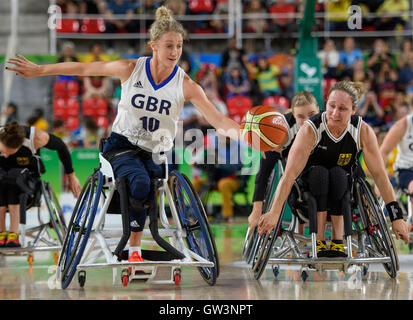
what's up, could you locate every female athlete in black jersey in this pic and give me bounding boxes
[0,121,81,247]
[248,91,319,231]
[258,81,409,252]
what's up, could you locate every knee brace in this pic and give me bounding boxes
[307,166,329,212]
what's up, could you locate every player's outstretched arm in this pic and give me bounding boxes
[6,54,134,82]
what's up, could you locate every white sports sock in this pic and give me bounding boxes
[129,246,141,257]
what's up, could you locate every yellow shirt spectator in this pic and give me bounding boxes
[327,0,351,22]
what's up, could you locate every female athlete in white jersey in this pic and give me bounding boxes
[380,113,413,215]
[6,6,243,262]
[257,81,409,247]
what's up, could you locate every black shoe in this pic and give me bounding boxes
[329,240,347,258]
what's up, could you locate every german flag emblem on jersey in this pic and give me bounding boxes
[337,153,352,166]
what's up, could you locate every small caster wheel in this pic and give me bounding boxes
[28,255,34,266]
[301,270,308,282]
[173,269,181,286]
[121,269,130,287]
[273,266,279,278]
[78,271,86,288]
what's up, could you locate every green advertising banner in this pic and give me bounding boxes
[70,149,100,186]
[40,149,62,196]
[295,56,323,109]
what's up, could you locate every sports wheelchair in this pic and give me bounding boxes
[0,157,67,266]
[245,159,399,281]
[56,146,219,289]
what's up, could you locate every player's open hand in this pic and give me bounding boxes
[5,54,42,78]
[392,219,410,244]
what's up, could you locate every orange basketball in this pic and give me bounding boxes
[240,105,288,151]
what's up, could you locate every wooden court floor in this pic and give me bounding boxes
[0,219,413,301]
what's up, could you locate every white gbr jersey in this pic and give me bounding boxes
[394,114,413,171]
[112,57,185,152]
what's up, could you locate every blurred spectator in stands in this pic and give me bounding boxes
[268,0,297,34]
[375,0,409,31]
[52,119,71,145]
[57,41,79,82]
[165,0,187,15]
[199,66,228,115]
[179,102,200,134]
[378,60,398,88]
[179,49,192,77]
[247,57,282,99]
[210,0,229,33]
[136,0,162,32]
[223,66,251,100]
[71,116,102,149]
[356,90,385,128]
[221,37,248,76]
[83,75,110,100]
[104,0,137,53]
[278,53,295,101]
[188,0,215,32]
[27,108,49,132]
[317,39,339,79]
[2,102,18,125]
[192,135,244,223]
[83,43,110,63]
[79,0,104,14]
[82,42,111,101]
[351,0,385,28]
[245,0,268,34]
[348,58,371,83]
[366,38,394,77]
[397,51,413,91]
[396,39,413,70]
[326,0,351,31]
[337,37,363,79]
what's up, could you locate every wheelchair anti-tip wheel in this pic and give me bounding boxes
[57,171,103,289]
[169,171,219,286]
[42,182,67,244]
[355,177,399,278]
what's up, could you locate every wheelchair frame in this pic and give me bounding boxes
[0,158,67,266]
[56,152,219,289]
[247,160,400,281]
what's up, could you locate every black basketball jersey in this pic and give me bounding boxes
[0,126,44,173]
[280,112,300,159]
[305,112,362,172]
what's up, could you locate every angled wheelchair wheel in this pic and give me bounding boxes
[57,171,103,289]
[169,171,219,286]
[355,177,399,278]
[252,202,286,280]
[42,181,67,244]
[242,227,258,264]
[244,163,281,266]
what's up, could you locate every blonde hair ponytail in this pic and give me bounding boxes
[149,6,186,42]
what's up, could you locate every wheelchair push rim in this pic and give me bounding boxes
[252,203,286,280]
[169,171,219,286]
[355,178,399,278]
[42,182,67,244]
[57,171,103,289]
